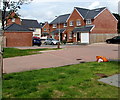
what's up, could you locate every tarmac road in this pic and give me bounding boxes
[3,43,119,73]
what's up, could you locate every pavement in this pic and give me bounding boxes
[3,43,118,74]
[98,74,120,87]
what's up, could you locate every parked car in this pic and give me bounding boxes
[44,38,60,45]
[106,36,120,44]
[32,37,42,46]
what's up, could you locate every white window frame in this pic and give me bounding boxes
[44,28,47,31]
[86,19,92,25]
[76,20,81,26]
[53,24,57,28]
[63,23,67,27]
[12,18,15,22]
[69,21,73,26]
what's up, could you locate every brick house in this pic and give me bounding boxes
[42,7,118,44]
[41,22,50,39]
[1,11,42,47]
[21,19,42,38]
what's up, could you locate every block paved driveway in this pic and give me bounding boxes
[3,43,118,73]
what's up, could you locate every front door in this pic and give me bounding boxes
[60,33,62,41]
[77,32,81,42]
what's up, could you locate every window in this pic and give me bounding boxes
[53,24,57,28]
[12,18,15,22]
[69,21,73,26]
[76,20,81,26]
[86,19,92,24]
[63,23,67,27]
[44,28,47,31]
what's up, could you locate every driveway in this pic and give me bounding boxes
[3,43,118,73]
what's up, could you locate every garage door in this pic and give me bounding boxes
[81,33,89,44]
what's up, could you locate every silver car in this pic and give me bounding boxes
[44,38,60,45]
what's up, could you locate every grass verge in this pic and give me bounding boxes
[3,61,119,98]
[3,48,61,58]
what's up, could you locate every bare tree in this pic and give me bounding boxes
[2,0,33,30]
[0,1,33,98]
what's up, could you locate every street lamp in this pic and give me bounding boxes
[55,16,60,42]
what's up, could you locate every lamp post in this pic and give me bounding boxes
[55,16,60,42]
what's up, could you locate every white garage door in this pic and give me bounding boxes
[81,33,89,44]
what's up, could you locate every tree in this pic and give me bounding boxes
[2,0,33,30]
[0,0,33,75]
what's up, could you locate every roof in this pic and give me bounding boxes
[21,19,41,28]
[50,14,70,24]
[74,7,89,19]
[51,29,66,34]
[73,25,94,33]
[5,23,34,32]
[42,32,49,35]
[75,7,106,19]
[39,22,45,28]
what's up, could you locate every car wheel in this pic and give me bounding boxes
[107,41,111,44]
[38,44,41,46]
[44,42,47,45]
[51,42,54,45]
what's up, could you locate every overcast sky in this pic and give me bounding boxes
[1,0,119,23]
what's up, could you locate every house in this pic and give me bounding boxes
[41,22,50,39]
[21,19,42,38]
[0,10,43,47]
[49,14,70,41]
[43,7,118,44]
[0,11,35,47]
[5,11,21,26]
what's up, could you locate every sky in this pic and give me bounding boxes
[0,0,120,23]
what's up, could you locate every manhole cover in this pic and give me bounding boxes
[76,59,82,60]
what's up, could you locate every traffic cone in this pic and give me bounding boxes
[96,56,108,62]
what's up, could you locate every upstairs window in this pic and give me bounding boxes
[69,21,74,26]
[63,23,67,27]
[86,19,92,24]
[53,24,57,28]
[76,20,81,26]
[12,18,15,22]
[44,28,47,31]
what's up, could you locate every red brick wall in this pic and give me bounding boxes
[4,32,32,47]
[91,8,118,34]
[6,12,21,26]
[42,22,50,34]
[7,18,21,26]
[66,8,85,42]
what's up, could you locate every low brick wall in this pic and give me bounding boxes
[4,32,33,47]
[90,33,118,43]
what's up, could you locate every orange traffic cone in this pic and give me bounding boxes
[96,56,108,62]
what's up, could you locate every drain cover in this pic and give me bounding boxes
[76,59,82,60]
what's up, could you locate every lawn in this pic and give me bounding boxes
[3,48,60,58]
[3,61,119,98]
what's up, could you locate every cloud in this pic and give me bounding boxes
[88,1,100,9]
[18,1,119,23]
[119,1,120,15]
